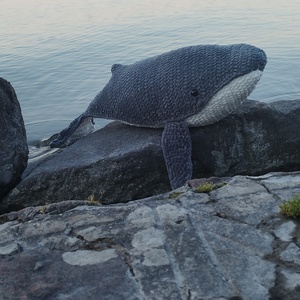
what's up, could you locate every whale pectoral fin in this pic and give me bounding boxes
[50,114,94,148]
[162,122,193,189]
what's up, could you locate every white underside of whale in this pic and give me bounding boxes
[185,69,263,126]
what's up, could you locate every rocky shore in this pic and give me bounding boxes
[1,77,300,299]
[1,171,300,299]
[2,98,300,213]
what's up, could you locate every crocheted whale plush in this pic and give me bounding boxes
[50,44,267,189]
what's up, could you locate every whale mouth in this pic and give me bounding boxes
[185,69,263,127]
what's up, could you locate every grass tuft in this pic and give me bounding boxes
[194,182,227,194]
[280,194,300,218]
[87,195,102,205]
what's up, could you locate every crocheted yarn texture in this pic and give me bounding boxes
[51,44,267,189]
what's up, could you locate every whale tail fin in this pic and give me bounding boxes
[50,115,95,148]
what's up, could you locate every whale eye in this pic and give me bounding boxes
[190,89,199,97]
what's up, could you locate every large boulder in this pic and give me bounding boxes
[1,99,300,212]
[0,78,28,200]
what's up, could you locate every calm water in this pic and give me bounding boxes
[1,0,300,147]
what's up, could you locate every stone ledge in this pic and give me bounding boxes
[1,172,300,299]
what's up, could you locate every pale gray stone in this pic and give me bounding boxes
[142,248,169,267]
[282,269,300,290]
[33,261,45,271]
[0,242,20,256]
[280,243,300,266]
[62,249,118,266]
[131,227,165,251]
[258,172,300,201]
[126,206,155,227]
[274,221,296,242]
[210,176,278,225]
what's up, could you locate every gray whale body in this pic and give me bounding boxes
[51,44,267,189]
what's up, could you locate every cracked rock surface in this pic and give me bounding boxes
[1,172,300,299]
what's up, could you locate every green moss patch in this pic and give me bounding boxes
[87,195,102,206]
[280,194,300,218]
[194,182,227,194]
[168,191,184,199]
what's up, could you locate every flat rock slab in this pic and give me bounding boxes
[1,172,300,299]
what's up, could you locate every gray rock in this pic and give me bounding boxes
[2,99,300,212]
[1,172,300,299]
[0,242,21,256]
[2,122,168,212]
[0,78,28,200]
[274,221,296,242]
[280,243,300,266]
[257,172,300,201]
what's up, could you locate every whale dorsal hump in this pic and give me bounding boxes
[111,63,126,74]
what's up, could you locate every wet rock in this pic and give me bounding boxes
[2,99,300,212]
[1,172,300,299]
[0,78,28,200]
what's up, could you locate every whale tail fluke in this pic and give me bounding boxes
[50,115,95,148]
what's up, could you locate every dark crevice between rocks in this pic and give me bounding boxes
[269,266,300,300]
[186,287,192,300]
[263,234,300,300]
[212,207,251,226]
[256,214,281,232]
[215,211,231,220]
[72,232,145,296]
[0,200,99,224]
[257,180,283,203]
[1,203,26,215]
[175,219,184,224]
[121,251,146,299]
[0,243,22,258]
[82,238,120,252]
[122,251,136,279]
[264,238,290,265]
[70,227,142,287]
[70,227,123,252]
[151,205,192,299]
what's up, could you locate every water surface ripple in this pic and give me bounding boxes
[1,0,300,145]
